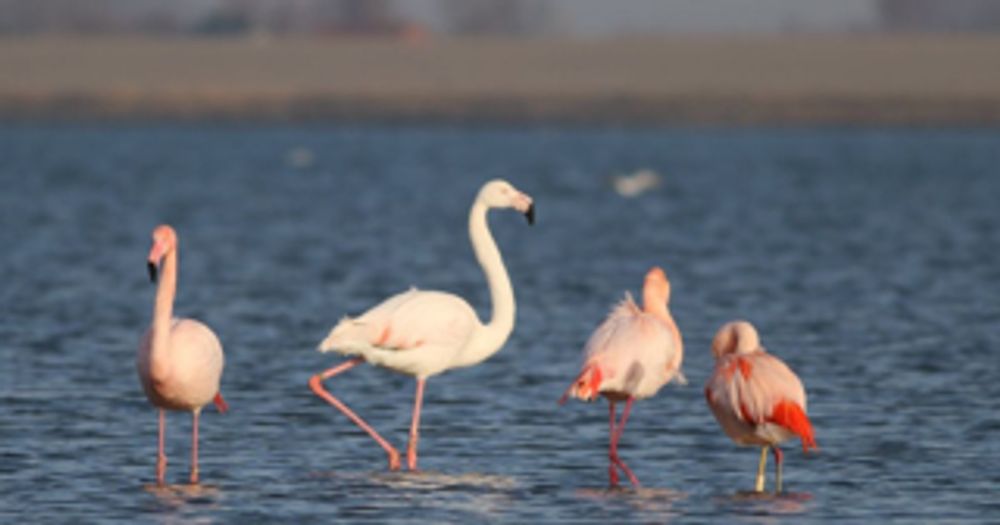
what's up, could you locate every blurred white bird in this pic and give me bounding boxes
[612,169,661,197]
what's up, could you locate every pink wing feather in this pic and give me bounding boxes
[705,352,816,451]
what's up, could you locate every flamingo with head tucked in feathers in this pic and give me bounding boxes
[704,320,817,493]
[137,224,228,486]
[309,179,534,471]
[559,267,685,487]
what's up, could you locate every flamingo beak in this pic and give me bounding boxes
[147,239,168,284]
[524,203,535,225]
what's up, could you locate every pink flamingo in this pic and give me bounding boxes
[704,321,817,493]
[559,267,685,487]
[310,179,534,471]
[137,225,228,485]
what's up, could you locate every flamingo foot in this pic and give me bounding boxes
[608,463,620,487]
[387,448,401,471]
[189,467,199,485]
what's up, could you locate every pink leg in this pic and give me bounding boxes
[607,401,620,486]
[610,397,640,487]
[407,378,426,471]
[309,358,401,470]
[156,410,167,485]
[189,410,200,484]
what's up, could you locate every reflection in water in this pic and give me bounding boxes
[143,484,224,525]
[369,470,518,491]
[310,470,519,519]
[577,486,686,522]
[717,490,814,521]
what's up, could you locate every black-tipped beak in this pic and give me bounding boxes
[147,262,158,283]
[524,203,535,225]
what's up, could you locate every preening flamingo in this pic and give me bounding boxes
[704,321,817,493]
[310,179,534,471]
[137,225,228,486]
[559,267,685,487]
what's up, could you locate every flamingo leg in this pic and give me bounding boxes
[406,378,426,471]
[156,410,167,486]
[309,358,401,470]
[607,400,620,486]
[755,446,769,492]
[772,445,784,494]
[190,410,200,484]
[610,397,640,487]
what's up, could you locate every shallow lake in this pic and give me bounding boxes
[1,124,998,522]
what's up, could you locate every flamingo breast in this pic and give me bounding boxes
[137,318,224,411]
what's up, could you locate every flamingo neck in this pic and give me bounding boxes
[457,200,515,367]
[644,300,684,370]
[151,249,177,355]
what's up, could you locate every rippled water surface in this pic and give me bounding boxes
[1,124,999,523]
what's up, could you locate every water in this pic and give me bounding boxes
[1,123,998,523]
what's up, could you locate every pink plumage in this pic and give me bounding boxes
[704,320,816,493]
[560,267,685,487]
[137,225,227,486]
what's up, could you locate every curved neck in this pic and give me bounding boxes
[459,201,515,366]
[151,249,177,350]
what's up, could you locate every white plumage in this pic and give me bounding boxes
[319,288,480,378]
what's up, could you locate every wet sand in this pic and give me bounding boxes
[3,35,1000,124]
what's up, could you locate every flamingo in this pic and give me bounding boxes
[704,321,817,494]
[559,267,685,487]
[137,225,228,486]
[310,179,534,471]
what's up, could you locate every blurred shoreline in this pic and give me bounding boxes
[4,35,1000,125]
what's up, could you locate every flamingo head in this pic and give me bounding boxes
[147,224,177,283]
[478,179,535,225]
[642,266,672,311]
[711,320,762,359]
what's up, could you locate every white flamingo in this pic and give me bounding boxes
[310,179,535,470]
[137,225,228,486]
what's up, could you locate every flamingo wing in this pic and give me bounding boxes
[569,294,679,400]
[320,289,479,353]
[705,352,816,450]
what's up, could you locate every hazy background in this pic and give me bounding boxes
[3,0,1000,124]
[2,0,1000,36]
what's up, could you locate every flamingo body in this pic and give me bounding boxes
[319,289,480,378]
[138,318,224,411]
[561,267,684,487]
[569,293,683,401]
[704,320,816,492]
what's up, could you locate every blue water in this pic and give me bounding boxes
[1,123,998,523]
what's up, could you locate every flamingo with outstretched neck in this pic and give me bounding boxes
[310,179,534,471]
[704,320,817,493]
[137,224,228,486]
[560,267,685,487]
